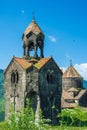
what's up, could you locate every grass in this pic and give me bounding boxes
[48,126,87,130]
[0,122,87,130]
[0,122,7,130]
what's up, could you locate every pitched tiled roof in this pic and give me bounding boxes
[14,57,32,69]
[34,57,51,69]
[5,56,62,74]
[14,57,52,70]
[68,87,79,92]
[24,20,43,36]
[62,89,74,100]
[75,90,87,100]
[63,65,82,78]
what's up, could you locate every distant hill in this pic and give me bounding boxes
[0,69,4,99]
[83,80,87,89]
[0,69,5,121]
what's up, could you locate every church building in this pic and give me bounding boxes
[4,18,62,124]
[62,63,87,108]
[62,63,83,91]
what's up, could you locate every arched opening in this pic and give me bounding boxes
[25,91,37,113]
[37,47,40,57]
[28,41,35,57]
[11,70,19,84]
[11,72,15,83]
[47,72,54,84]
[15,71,19,83]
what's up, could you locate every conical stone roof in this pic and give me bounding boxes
[63,65,82,78]
[24,19,44,36]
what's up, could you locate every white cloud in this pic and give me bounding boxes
[74,63,87,80]
[48,35,57,42]
[21,10,25,15]
[60,67,66,73]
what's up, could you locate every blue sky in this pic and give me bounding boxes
[0,0,87,79]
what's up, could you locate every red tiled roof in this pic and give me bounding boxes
[14,57,52,70]
[5,56,62,75]
[63,65,82,78]
[34,57,51,69]
[14,57,32,69]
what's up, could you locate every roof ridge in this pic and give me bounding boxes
[75,89,86,99]
[68,87,78,92]
[33,57,51,70]
[63,65,82,78]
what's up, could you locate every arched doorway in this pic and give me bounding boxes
[25,91,37,113]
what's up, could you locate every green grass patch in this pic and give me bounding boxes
[0,122,87,130]
[0,98,5,121]
[0,122,8,130]
[48,126,87,130]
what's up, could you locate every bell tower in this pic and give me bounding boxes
[22,18,44,59]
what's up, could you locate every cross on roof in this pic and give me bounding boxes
[32,11,35,21]
[70,59,72,66]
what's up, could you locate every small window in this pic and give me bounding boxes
[47,73,50,84]
[49,74,53,84]
[11,72,15,83]
[47,71,54,84]
[15,71,19,83]
[26,32,32,38]
[11,70,19,84]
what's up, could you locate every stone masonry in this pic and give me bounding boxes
[4,18,62,124]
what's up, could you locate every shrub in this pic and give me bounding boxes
[6,99,48,130]
[59,106,87,126]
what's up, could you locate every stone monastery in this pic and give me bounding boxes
[4,18,62,124]
[62,64,87,109]
[4,18,87,124]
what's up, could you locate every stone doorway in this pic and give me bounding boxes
[25,91,37,113]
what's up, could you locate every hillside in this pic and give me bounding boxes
[0,69,5,121]
[0,69,4,99]
[83,80,87,89]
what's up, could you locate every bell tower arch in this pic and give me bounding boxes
[22,19,44,59]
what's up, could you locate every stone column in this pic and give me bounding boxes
[26,46,29,57]
[34,43,38,58]
[23,43,26,57]
[23,47,26,56]
[35,95,40,123]
[40,44,44,58]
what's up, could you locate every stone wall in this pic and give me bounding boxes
[25,66,40,119]
[26,66,39,93]
[62,77,83,90]
[39,59,62,124]
[4,59,26,119]
[4,57,62,125]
